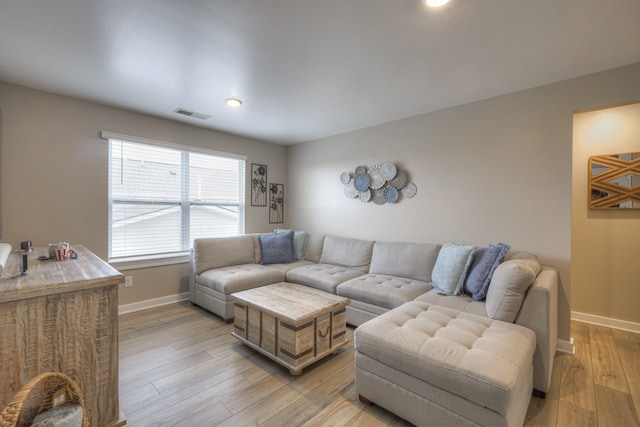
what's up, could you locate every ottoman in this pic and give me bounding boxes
[355,301,536,427]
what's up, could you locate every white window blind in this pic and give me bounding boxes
[106,133,245,261]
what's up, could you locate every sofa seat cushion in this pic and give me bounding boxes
[414,289,488,318]
[285,263,365,293]
[337,274,430,310]
[197,264,285,294]
[355,301,536,416]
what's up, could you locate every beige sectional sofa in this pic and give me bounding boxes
[190,232,558,426]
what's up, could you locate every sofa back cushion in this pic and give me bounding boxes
[304,233,326,263]
[369,241,441,282]
[319,235,374,272]
[485,252,542,322]
[193,235,255,274]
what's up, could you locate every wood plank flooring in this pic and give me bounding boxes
[119,302,640,426]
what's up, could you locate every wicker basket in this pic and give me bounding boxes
[0,372,89,427]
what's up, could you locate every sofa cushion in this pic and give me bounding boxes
[259,231,295,264]
[263,259,313,274]
[464,243,510,301]
[304,233,326,263]
[337,274,430,310]
[355,301,536,417]
[369,241,441,282]
[431,243,476,296]
[197,264,285,294]
[414,289,488,318]
[486,252,542,322]
[319,236,374,273]
[193,235,256,274]
[275,229,308,260]
[285,263,365,293]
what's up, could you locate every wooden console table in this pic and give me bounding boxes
[0,245,126,427]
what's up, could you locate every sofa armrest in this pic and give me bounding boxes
[515,267,558,394]
[189,247,197,302]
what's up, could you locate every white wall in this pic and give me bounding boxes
[0,82,288,305]
[287,62,640,342]
[572,102,640,326]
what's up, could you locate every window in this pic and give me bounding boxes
[104,132,245,262]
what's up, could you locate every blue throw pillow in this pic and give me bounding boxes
[431,243,476,296]
[464,243,510,301]
[259,231,295,264]
[274,229,308,260]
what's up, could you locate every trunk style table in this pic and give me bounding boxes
[231,282,350,375]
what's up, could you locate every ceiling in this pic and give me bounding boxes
[1,0,640,145]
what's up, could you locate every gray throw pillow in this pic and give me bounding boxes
[464,243,510,301]
[274,229,308,260]
[259,231,295,264]
[485,252,542,322]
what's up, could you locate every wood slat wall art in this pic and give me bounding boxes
[589,152,640,209]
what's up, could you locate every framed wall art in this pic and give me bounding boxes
[269,183,284,224]
[251,163,267,206]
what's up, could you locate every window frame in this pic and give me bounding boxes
[102,131,246,269]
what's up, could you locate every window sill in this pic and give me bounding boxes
[109,252,190,271]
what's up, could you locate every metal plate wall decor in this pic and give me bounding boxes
[354,173,370,192]
[340,162,416,205]
[383,186,399,203]
[344,181,359,198]
[358,189,372,202]
[389,169,407,189]
[367,166,386,190]
[401,182,417,198]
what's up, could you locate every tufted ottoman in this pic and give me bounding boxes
[355,301,536,427]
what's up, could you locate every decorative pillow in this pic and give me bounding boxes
[274,229,308,260]
[464,243,510,301]
[431,243,476,296]
[259,231,295,265]
[485,252,542,322]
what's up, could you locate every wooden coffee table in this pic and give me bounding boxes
[231,282,350,375]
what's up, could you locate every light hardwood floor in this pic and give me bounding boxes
[119,302,640,426]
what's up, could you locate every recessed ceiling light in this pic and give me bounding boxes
[225,98,243,108]
[426,0,450,7]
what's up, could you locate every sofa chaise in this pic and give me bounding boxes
[189,231,558,426]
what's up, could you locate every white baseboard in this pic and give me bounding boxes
[572,311,640,334]
[118,292,190,315]
[556,337,575,355]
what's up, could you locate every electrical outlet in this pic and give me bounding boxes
[124,276,133,288]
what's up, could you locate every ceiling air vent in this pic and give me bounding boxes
[173,108,211,120]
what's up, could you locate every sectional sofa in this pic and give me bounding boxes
[189,231,558,426]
